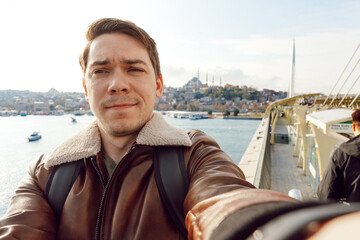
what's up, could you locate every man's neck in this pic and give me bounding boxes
[99,129,138,164]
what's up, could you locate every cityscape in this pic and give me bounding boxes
[0,76,287,117]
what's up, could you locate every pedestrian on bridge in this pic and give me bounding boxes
[318,108,360,202]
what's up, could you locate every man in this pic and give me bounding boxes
[0,18,267,240]
[318,108,360,201]
[5,18,353,240]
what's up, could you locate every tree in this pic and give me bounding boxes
[224,110,230,116]
[234,108,239,116]
[176,104,186,110]
[195,92,204,99]
[208,110,212,115]
[242,92,251,100]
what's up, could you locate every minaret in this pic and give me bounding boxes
[206,72,208,86]
[288,40,295,98]
[212,75,214,87]
[220,77,222,87]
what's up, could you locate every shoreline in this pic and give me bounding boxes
[223,116,263,120]
[159,110,264,120]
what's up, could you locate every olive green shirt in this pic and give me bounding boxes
[103,151,116,176]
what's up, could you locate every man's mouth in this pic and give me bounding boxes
[105,103,136,110]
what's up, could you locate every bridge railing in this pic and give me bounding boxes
[238,117,271,188]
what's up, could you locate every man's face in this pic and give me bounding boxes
[83,33,163,137]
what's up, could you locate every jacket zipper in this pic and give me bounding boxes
[94,145,137,240]
[91,157,106,188]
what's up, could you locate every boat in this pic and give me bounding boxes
[73,110,85,116]
[1,112,10,117]
[54,110,65,116]
[28,132,41,142]
[189,114,202,120]
[70,117,77,123]
[178,113,189,119]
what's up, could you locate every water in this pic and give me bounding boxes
[164,116,261,164]
[0,114,260,216]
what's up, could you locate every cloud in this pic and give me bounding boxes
[157,36,196,46]
[161,64,287,93]
[211,37,291,56]
[161,65,196,88]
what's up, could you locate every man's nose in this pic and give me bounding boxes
[108,70,130,94]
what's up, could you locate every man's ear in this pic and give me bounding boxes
[155,75,164,98]
[82,78,89,101]
[353,123,360,136]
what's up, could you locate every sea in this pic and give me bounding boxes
[0,114,260,216]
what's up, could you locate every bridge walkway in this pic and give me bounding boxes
[270,117,318,200]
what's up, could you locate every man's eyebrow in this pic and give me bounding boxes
[120,59,148,66]
[88,60,109,69]
[88,59,148,69]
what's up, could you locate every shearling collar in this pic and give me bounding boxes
[44,112,192,168]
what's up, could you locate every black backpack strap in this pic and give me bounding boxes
[45,160,83,218]
[154,146,189,238]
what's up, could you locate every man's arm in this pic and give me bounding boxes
[0,155,57,239]
[183,130,298,239]
[317,149,343,201]
[183,129,256,211]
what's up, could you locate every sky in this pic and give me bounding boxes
[0,0,359,95]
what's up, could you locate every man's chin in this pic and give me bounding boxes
[98,111,152,137]
[106,121,143,137]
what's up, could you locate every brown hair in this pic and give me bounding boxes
[352,109,360,128]
[79,18,161,77]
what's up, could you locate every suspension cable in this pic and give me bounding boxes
[337,71,360,107]
[324,43,360,105]
[349,92,360,108]
[329,56,360,106]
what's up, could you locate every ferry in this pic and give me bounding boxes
[166,111,211,119]
[74,110,86,116]
[189,114,202,120]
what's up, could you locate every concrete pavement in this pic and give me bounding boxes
[270,143,317,200]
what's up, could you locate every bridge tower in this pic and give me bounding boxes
[288,40,295,98]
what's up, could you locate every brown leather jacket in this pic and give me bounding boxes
[0,113,294,240]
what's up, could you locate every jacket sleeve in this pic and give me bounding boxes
[0,155,57,240]
[184,130,256,211]
[317,149,343,201]
[184,130,298,239]
[186,189,298,240]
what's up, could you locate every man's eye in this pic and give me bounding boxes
[129,68,144,72]
[94,69,108,74]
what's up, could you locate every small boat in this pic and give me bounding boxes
[70,117,77,123]
[28,132,41,142]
